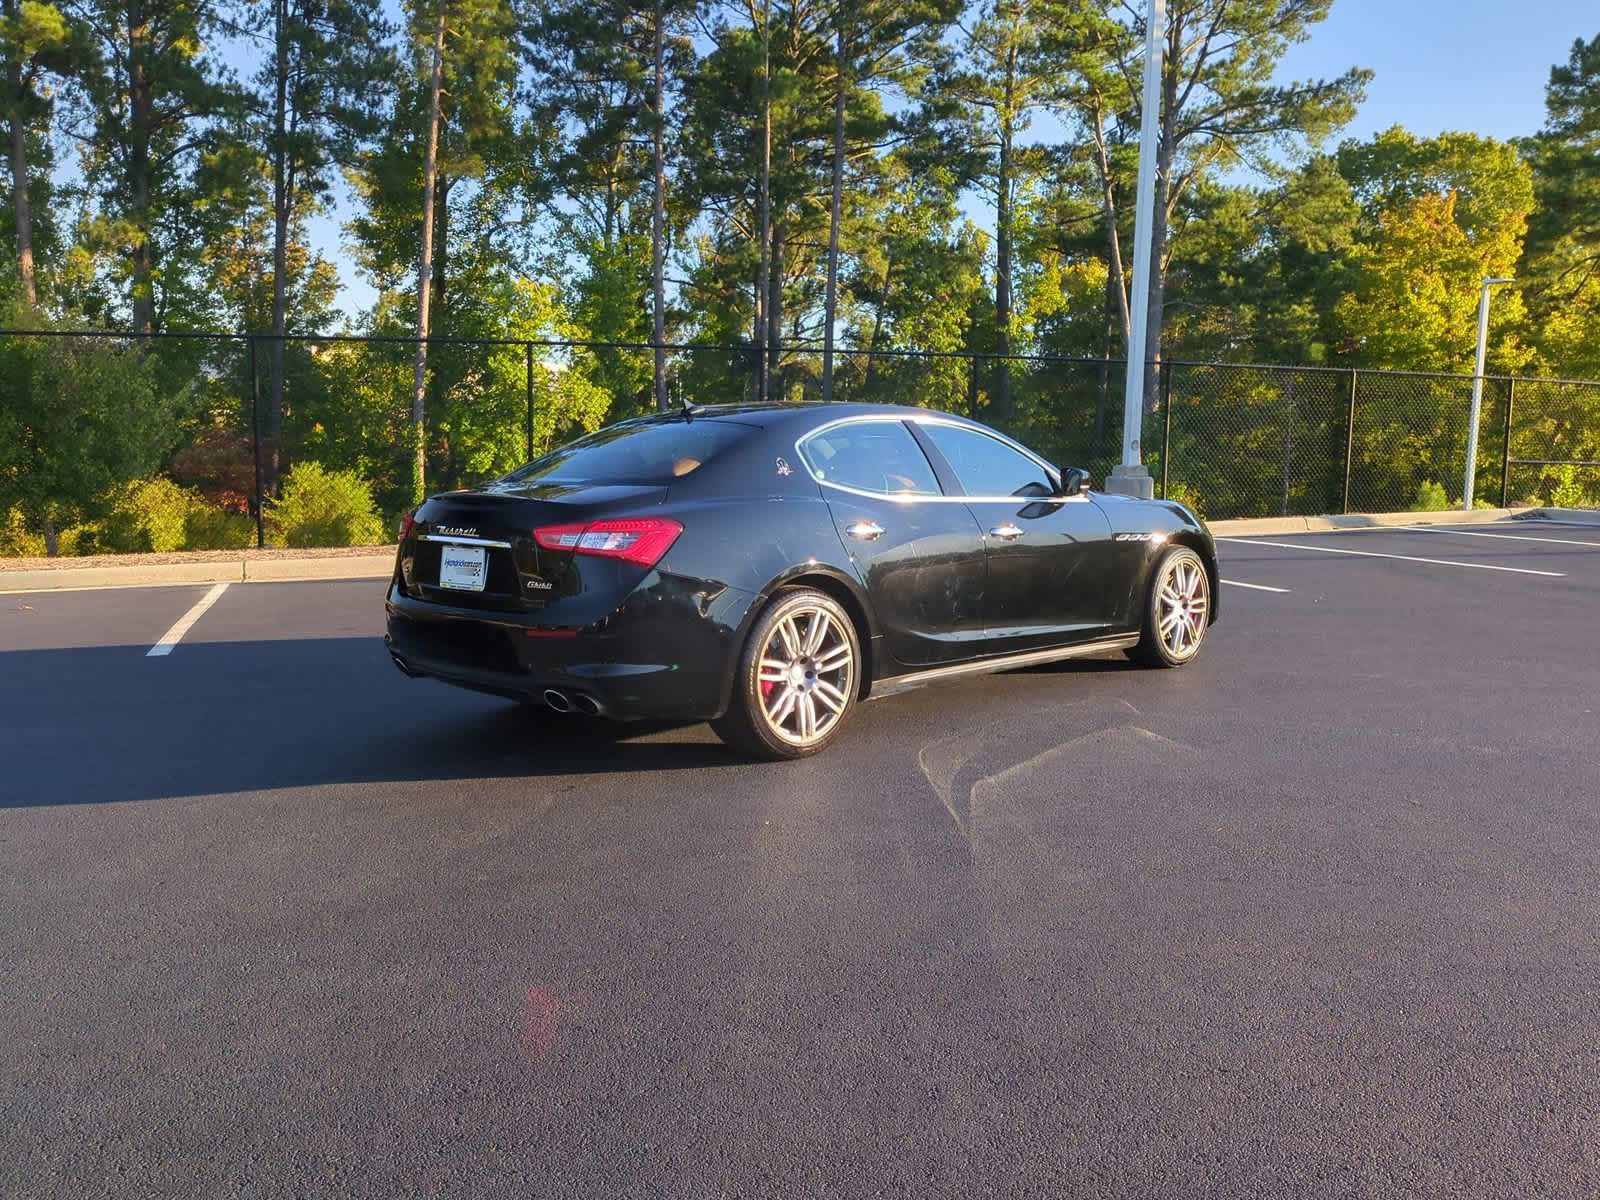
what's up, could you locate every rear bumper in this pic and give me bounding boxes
[384,576,761,721]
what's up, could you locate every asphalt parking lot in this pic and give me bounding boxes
[4,521,1600,1198]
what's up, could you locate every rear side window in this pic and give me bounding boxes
[798,421,942,496]
[504,418,754,485]
[919,423,1052,497]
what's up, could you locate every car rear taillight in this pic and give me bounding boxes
[533,517,683,568]
[398,511,417,539]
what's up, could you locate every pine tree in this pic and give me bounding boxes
[247,0,392,492]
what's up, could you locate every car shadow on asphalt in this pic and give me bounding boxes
[3,637,739,808]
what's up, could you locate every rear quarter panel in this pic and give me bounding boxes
[655,429,875,713]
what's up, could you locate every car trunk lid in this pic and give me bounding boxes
[400,483,668,610]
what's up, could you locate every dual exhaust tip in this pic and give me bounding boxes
[543,688,602,717]
[389,650,421,678]
[391,650,602,717]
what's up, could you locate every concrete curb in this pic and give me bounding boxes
[1208,508,1517,537]
[242,554,395,582]
[0,553,394,593]
[1511,508,1600,527]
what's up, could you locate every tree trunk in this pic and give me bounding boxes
[754,0,770,402]
[267,0,290,495]
[1093,276,1115,458]
[128,1,156,335]
[862,250,892,394]
[994,120,1014,427]
[4,0,37,308]
[41,513,57,558]
[1142,14,1181,417]
[821,17,846,403]
[1279,374,1295,516]
[410,0,446,504]
[768,221,784,396]
[651,0,667,412]
[433,175,449,312]
[1090,102,1129,350]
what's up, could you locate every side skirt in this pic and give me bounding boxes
[867,634,1141,700]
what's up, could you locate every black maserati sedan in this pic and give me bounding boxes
[385,402,1217,759]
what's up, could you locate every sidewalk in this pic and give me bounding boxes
[0,545,396,593]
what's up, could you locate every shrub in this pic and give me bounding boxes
[267,461,386,548]
[101,477,196,553]
[1163,481,1206,519]
[0,508,45,557]
[184,506,255,550]
[1550,465,1589,509]
[55,524,100,556]
[1412,480,1449,512]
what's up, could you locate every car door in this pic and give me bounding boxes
[797,417,987,667]
[912,420,1117,653]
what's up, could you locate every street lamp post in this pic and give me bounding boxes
[1462,276,1513,511]
[1105,0,1165,499]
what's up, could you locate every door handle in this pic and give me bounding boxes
[845,520,885,541]
[988,523,1024,541]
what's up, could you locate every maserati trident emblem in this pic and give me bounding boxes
[775,457,793,477]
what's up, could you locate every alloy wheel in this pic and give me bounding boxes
[1156,554,1208,660]
[756,603,856,747]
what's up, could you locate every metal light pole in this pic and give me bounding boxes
[1106,0,1165,499]
[1462,276,1512,511]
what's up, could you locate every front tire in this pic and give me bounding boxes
[1127,546,1211,668]
[713,587,860,760]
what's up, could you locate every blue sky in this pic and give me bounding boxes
[309,0,1594,323]
[1273,0,1583,143]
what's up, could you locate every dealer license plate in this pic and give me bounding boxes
[438,544,487,592]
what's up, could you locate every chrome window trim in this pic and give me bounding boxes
[794,412,1091,505]
[419,533,514,549]
[793,414,943,501]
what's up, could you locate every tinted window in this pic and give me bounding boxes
[503,418,754,485]
[920,423,1051,497]
[799,421,942,496]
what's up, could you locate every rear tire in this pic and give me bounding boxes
[713,587,861,761]
[1126,546,1211,668]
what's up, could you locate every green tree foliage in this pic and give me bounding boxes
[528,0,700,420]
[7,4,1600,555]
[0,316,185,553]
[1333,126,1536,374]
[245,0,394,491]
[0,0,81,306]
[65,0,245,332]
[1522,35,1600,379]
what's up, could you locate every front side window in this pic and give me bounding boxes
[920,423,1052,498]
[798,421,942,497]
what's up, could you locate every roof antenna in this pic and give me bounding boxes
[680,393,704,419]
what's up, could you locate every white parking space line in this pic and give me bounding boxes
[1408,526,1600,549]
[1221,579,1291,593]
[146,583,231,657]
[1216,539,1566,577]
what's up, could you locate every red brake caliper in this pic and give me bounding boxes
[760,635,777,699]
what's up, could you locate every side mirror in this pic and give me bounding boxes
[1059,466,1091,496]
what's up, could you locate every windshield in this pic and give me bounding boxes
[502,417,755,486]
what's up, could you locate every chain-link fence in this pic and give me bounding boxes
[3,328,1598,555]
